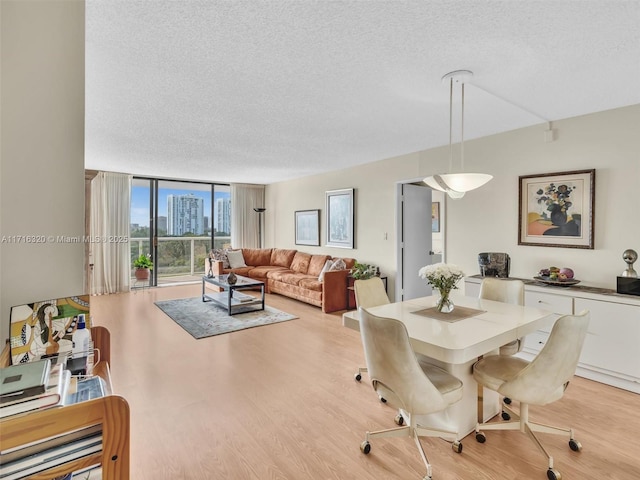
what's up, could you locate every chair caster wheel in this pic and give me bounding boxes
[569,439,582,451]
[547,467,562,480]
[503,397,512,405]
[379,396,387,403]
[501,411,511,421]
[475,432,486,443]
[394,414,404,426]
[360,441,371,454]
[354,373,362,382]
[452,440,462,453]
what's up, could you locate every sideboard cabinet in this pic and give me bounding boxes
[465,276,640,394]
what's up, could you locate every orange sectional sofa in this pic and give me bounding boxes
[208,248,355,313]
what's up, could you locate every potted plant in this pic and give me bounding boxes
[133,253,153,281]
[350,261,378,280]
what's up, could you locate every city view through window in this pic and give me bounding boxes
[130,179,231,285]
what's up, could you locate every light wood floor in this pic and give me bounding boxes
[91,285,640,480]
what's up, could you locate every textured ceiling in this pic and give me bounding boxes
[85,1,640,184]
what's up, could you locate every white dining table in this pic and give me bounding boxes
[342,292,558,437]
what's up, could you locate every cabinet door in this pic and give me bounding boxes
[574,298,640,378]
[525,291,573,317]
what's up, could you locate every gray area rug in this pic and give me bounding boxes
[154,297,298,339]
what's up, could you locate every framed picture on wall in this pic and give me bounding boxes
[295,209,320,246]
[325,188,354,248]
[518,169,595,249]
[432,202,440,232]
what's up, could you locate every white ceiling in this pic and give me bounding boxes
[85,1,640,184]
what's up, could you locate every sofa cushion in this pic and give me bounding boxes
[225,266,253,277]
[227,250,247,268]
[271,249,297,268]
[290,252,312,274]
[308,255,332,276]
[242,248,273,266]
[249,265,288,281]
[268,270,307,285]
[298,276,323,292]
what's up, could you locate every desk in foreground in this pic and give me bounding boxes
[343,293,557,436]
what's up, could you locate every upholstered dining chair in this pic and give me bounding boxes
[473,311,590,480]
[353,277,390,383]
[479,278,525,355]
[358,308,463,480]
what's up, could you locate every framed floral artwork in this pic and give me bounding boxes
[325,188,354,248]
[295,209,320,246]
[518,169,595,249]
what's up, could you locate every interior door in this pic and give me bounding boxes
[400,183,433,301]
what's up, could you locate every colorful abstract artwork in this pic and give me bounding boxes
[518,169,595,249]
[10,295,90,365]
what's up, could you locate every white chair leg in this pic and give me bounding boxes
[412,429,433,480]
[365,425,410,441]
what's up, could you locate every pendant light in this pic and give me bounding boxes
[424,70,492,199]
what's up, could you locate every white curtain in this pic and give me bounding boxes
[90,172,132,294]
[230,184,265,248]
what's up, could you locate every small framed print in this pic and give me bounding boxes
[518,169,595,249]
[432,202,440,232]
[295,210,320,246]
[325,188,354,249]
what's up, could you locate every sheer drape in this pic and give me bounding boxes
[230,184,265,248]
[90,172,132,294]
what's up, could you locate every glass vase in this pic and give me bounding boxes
[436,288,454,313]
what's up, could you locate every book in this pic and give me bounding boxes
[0,359,51,403]
[0,366,70,419]
[0,432,102,480]
[0,424,102,465]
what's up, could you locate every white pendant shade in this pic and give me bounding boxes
[424,70,493,199]
[423,173,493,198]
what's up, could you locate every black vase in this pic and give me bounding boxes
[227,272,237,284]
[549,205,567,226]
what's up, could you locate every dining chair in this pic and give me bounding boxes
[358,307,463,480]
[353,277,390,383]
[473,311,590,480]
[479,277,525,355]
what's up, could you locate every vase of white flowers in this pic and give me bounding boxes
[418,263,465,313]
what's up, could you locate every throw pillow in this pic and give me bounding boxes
[329,258,346,271]
[227,249,247,269]
[210,248,230,269]
[318,259,334,282]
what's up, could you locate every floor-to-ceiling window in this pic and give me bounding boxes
[131,178,230,286]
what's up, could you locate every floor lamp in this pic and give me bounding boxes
[253,207,266,248]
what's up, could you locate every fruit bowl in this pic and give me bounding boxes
[533,276,581,286]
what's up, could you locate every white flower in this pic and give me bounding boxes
[418,263,465,291]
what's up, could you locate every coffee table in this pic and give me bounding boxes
[202,274,265,315]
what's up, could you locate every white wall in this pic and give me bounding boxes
[0,1,85,343]
[267,104,640,300]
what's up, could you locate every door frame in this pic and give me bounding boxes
[395,177,446,302]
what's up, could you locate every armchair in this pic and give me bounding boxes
[353,277,390,384]
[358,308,463,480]
[473,311,590,480]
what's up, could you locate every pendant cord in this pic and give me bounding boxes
[461,82,465,172]
[448,76,453,174]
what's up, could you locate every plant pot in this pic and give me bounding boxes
[135,268,150,281]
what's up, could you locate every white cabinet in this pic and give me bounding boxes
[574,298,640,381]
[465,276,640,394]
